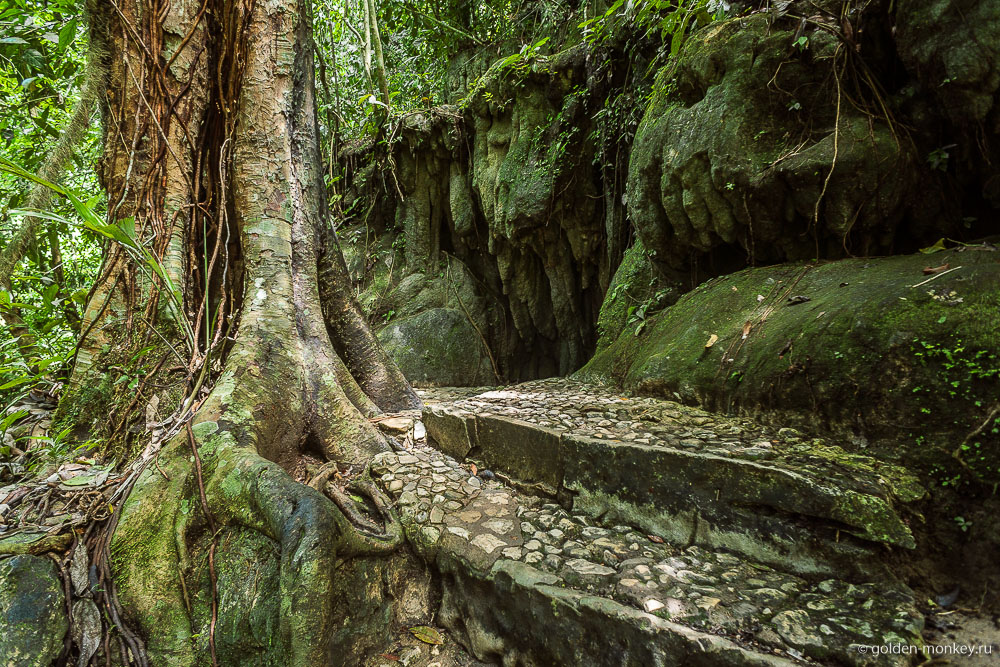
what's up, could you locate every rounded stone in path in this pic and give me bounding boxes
[375,416,415,434]
[470,534,508,554]
[561,557,617,588]
[565,558,616,576]
[771,609,826,651]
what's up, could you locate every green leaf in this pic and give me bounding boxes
[919,238,947,254]
[58,20,77,52]
[0,377,36,391]
[0,37,29,45]
[0,409,29,432]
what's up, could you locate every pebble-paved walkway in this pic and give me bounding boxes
[420,378,922,499]
[372,439,923,665]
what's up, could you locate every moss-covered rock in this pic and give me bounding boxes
[338,45,613,381]
[894,0,1000,210]
[464,45,608,375]
[378,308,495,386]
[627,13,950,275]
[0,555,68,666]
[595,239,677,349]
[895,0,1000,130]
[579,245,1000,486]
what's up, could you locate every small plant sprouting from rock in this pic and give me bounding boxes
[911,337,1000,487]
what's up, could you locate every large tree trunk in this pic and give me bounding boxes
[59,0,420,663]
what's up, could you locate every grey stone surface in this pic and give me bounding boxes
[373,406,924,666]
[421,378,924,579]
[378,308,494,386]
[0,555,68,667]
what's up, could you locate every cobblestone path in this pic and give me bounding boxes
[367,380,926,666]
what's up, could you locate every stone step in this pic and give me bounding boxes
[371,445,923,666]
[421,379,925,579]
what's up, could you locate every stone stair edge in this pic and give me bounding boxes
[422,403,916,550]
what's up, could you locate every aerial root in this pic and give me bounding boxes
[309,462,403,555]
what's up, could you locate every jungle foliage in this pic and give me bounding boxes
[0,0,729,457]
[1,0,102,428]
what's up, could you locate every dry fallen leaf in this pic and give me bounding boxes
[741,321,752,339]
[72,599,101,665]
[705,334,719,348]
[647,534,664,544]
[756,294,765,302]
[69,541,90,595]
[410,625,444,645]
[923,262,950,275]
[469,463,478,476]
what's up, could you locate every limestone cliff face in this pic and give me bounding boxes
[340,46,618,383]
[339,0,1000,386]
[627,0,1000,280]
[628,14,938,274]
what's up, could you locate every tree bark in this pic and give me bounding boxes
[58,0,419,663]
[367,0,392,108]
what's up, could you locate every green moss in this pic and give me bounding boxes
[579,247,1000,490]
[626,12,945,274]
[378,307,493,386]
[52,370,115,436]
[54,330,186,461]
[186,526,283,665]
[0,556,68,665]
[596,239,675,349]
[832,492,915,549]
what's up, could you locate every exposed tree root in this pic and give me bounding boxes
[327,473,404,554]
[54,1,421,664]
[110,334,406,665]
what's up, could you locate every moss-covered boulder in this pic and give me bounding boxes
[627,13,948,274]
[0,555,68,666]
[382,266,485,325]
[579,245,1000,486]
[378,308,495,386]
[595,239,677,350]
